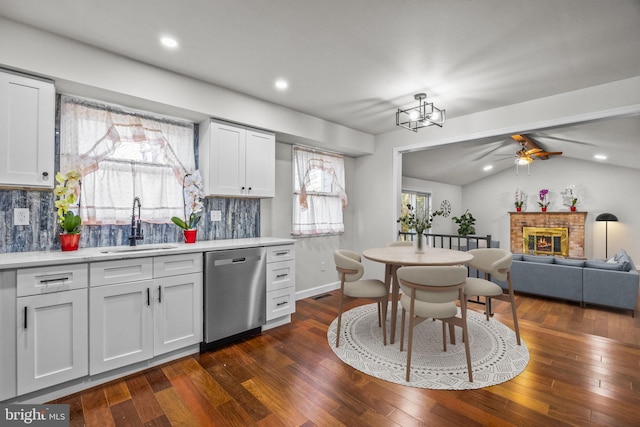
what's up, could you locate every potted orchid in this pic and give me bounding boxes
[397,203,442,253]
[538,188,550,212]
[171,170,204,243]
[514,189,525,211]
[54,170,82,250]
[563,185,578,211]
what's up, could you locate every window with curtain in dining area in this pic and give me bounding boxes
[292,146,347,236]
[58,95,196,225]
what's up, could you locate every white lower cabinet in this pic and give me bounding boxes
[16,262,89,395]
[89,254,202,375]
[265,245,296,322]
[89,279,154,375]
[154,272,202,355]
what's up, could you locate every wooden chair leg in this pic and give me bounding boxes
[507,276,521,345]
[460,296,473,382]
[381,294,388,346]
[377,301,382,327]
[406,315,414,382]
[400,307,406,352]
[336,292,344,348]
[441,321,447,351]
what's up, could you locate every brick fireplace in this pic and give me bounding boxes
[510,212,587,259]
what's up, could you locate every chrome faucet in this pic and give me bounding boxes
[129,196,144,246]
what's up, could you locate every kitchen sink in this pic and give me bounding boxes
[100,244,179,254]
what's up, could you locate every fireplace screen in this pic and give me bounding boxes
[522,227,569,257]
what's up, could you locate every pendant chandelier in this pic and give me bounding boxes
[396,93,446,132]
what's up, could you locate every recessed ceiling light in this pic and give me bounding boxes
[594,154,607,160]
[275,79,288,90]
[160,36,178,49]
[483,165,493,171]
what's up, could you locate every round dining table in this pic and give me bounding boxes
[362,246,474,344]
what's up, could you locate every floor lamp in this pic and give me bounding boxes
[595,213,618,258]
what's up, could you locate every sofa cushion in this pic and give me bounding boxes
[512,253,523,261]
[585,260,626,271]
[522,254,555,264]
[555,258,586,267]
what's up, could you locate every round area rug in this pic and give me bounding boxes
[328,303,529,390]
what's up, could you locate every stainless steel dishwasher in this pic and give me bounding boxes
[203,247,266,345]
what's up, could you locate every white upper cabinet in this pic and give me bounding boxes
[0,70,55,188]
[199,119,275,198]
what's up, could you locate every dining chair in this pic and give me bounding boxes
[397,265,473,382]
[333,249,389,347]
[464,248,521,345]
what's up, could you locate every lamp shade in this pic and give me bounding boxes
[595,213,618,222]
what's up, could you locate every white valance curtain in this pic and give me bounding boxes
[292,146,347,236]
[59,95,196,224]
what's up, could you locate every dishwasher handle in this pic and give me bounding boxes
[214,255,261,266]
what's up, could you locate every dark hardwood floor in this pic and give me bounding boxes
[51,291,640,426]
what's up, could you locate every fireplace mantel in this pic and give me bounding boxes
[510,211,587,258]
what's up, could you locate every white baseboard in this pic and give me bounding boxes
[296,281,340,301]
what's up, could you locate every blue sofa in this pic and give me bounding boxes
[493,250,638,315]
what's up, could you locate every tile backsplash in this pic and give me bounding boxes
[0,189,260,253]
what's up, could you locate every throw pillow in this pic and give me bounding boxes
[555,258,586,267]
[523,254,555,264]
[585,260,626,271]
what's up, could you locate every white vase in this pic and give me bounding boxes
[414,234,426,254]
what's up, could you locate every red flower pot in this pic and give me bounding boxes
[541,207,547,212]
[60,233,80,251]
[570,206,576,212]
[183,229,197,244]
[516,207,522,212]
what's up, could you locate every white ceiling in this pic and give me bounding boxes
[1,0,639,184]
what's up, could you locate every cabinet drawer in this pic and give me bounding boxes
[17,264,88,297]
[90,258,153,287]
[266,245,295,263]
[266,260,295,292]
[153,253,203,278]
[266,287,296,321]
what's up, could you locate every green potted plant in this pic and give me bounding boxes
[171,170,204,243]
[397,204,442,253]
[54,170,82,251]
[451,209,476,236]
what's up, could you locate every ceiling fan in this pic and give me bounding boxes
[510,134,563,163]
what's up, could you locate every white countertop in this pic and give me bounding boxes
[0,237,295,269]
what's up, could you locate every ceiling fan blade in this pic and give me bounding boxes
[511,134,541,152]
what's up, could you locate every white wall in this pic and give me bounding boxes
[461,156,640,261]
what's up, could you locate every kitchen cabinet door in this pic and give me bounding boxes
[245,130,275,197]
[0,70,55,188]
[200,119,275,197]
[17,289,88,395]
[89,280,154,375]
[154,272,202,355]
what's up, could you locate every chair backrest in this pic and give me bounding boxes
[386,241,413,247]
[468,248,512,281]
[334,249,365,282]
[397,265,468,303]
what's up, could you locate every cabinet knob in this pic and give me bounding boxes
[42,172,49,179]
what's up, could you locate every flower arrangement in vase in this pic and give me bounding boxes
[562,185,579,211]
[397,204,442,253]
[171,170,204,243]
[537,189,550,212]
[54,170,82,250]
[514,188,525,212]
